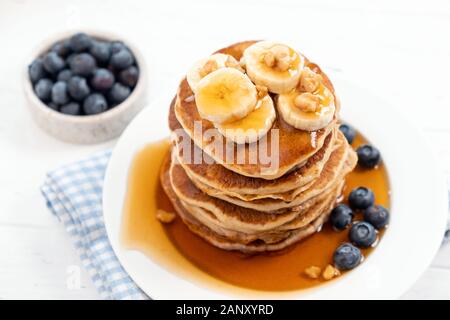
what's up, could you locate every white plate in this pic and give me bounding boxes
[103,78,448,299]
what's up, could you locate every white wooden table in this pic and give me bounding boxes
[0,0,449,299]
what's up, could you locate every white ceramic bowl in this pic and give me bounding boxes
[103,78,448,299]
[23,30,147,144]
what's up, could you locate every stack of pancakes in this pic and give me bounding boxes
[160,41,357,253]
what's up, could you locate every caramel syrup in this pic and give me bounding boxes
[121,133,390,292]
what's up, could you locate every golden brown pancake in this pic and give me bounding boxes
[160,153,338,253]
[173,133,356,213]
[168,143,354,233]
[173,126,338,199]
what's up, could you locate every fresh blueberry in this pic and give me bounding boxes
[43,52,65,74]
[110,41,126,54]
[29,58,47,83]
[119,65,139,87]
[110,49,134,70]
[60,102,81,116]
[69,33,92,52]
[83,93,108,115]
[66,53,76,65]
[34,78,53,102]
[51,81,69,105]
[47,102,59,111]
[68,76,90,101]
[339,124,356,144]
[108,83,130,104]
[57,69,73,82]
[69,53,97,77]
[348,187,374,210]
[89,40,111,64]
[51,39,72,57]
[333,243,362,270]
[91,68,115,91]
[356,144,381,169]
[330,204,354,230]
[349,221,377,248]
[364,205,390,230]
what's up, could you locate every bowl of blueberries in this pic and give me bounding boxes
[24,31,147,144]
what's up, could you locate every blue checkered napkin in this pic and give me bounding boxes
[41,151,148,300]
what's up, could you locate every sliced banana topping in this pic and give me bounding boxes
[277,76,335,131]
[242,41,304,94]
[215,95,276,144]
[187,53,242,92]
[195,67,257,124]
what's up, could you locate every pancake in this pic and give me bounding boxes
[172,40,339,180]
[173,125,339,199]
[160,153,337,253]
[175,134,356,213]
[181,179,344,242]
[168,144,352,233]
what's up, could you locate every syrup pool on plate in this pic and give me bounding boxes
[121,132,390,291]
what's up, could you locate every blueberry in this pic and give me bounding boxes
[51,81,69,105]
[34,78,53,102]
[51,39,72,57]
[348,187,374,210]
[66,53,76,65]
[83,93,108,115]
[68,76,90,101]
[356,144,381,169]
[69,33,92,52]
[57,69,73,82]
[69,53,97,77]
[364,205,390,230]
[60,102,81,116]
[349,221,377,248]
[110,41,126,54]
[89,40,111,64]
[339,124,356,144]
[110,49,134,70]
[119,65,139,87]
[43,52,65,74]
[333,243,362,270]
[29,58,47,83]
[108,83,130,104]
[330,204,354,230]
[91,68,115,91]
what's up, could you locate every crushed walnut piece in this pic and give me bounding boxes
[199,59,219,78]
[262,51,276,68]
[261,45,292,72]
[322,264,341,281]
[304,266,322,279]
[294,92,320,113]
[256,85,268,99]
[299,67,322,93]
[225,56,244,72]
[156,209,176,224]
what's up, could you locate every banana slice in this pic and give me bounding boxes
[187,53,241,92]
[195,67,257,124]
[215,95,276,144]
[277,84,335,131]
[242,41,304,94]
